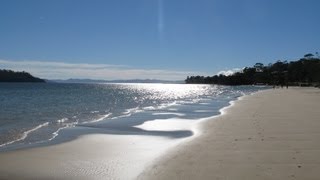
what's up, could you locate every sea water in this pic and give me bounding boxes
[0,83,267,150]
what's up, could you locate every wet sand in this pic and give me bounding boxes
[0,117,197,179]
[0,134,186,179]
[139,88,320,180]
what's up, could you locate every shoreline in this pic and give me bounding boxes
[0,87,276,179]
[0,87,260,179]
[0,105,236,179]
[0,84,256,153]
[139,87,320,179]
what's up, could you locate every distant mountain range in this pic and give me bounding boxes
[0,69,183,84]
[47,78,184,84]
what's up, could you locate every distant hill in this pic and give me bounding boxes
[0,69,45,82]
[185,53,320,87]
[49,78,184,84]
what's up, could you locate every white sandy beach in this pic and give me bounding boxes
[139,87,320,180]
[0,87,320,180]
[0,132,188,180]
[0,117,197,179]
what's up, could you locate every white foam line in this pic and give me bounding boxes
[194,110,212,113]
[0,122,49,147]
[111,108,141,119]
[125,107,142,114]
[143,101,178,111]
[47,122,77,142]
[152,112,185,116]
[82,113,112,124]
[199,103,210,105]
[57,118,68,123]
[90,113,112,123]
[31,120,80,145]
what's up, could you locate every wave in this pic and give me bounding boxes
[47,120,79,142]
[0,122,49,147]
[0,116,80,148]
[152,112,185,117]
[124,107,142,114]
[143,101,178,111]
[109,102,180,120]
[193,110,213,113]
[110,107,142,120]
[82,113,112,124]
[57,118,68,123]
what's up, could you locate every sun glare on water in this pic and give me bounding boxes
[118,83,219,100]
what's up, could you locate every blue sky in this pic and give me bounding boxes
[1,0,320,80]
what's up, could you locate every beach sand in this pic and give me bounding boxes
[1,88,319,179]
[139,87,320,180]
[0,118,196,179]
[0,133,187,180]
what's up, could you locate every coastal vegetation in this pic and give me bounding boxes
[185,53,320,86]
[0,69,45,82]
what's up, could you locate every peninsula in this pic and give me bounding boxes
[0,69,45,83]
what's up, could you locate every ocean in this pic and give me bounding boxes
[0,83,267,150]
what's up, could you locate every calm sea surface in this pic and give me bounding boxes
[0,83,267,150]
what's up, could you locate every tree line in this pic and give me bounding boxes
[0,69,45,82]
[185,53,320,86]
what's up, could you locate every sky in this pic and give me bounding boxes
[0,0,320,80]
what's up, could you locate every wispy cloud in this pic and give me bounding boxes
[0,59,203,80]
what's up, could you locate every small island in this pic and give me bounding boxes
[0,69,45,83]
